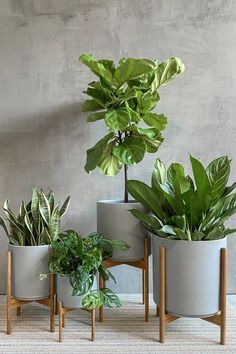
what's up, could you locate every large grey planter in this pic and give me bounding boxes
[57,275,97,308]
[97,200,148,261]
[152,236,227,318]
[9,244,50,300]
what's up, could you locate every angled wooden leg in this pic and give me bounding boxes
[144,237,149,322]
[62,313,65,328]
[159,246,166,343]
[142,269,145,305]
[55,295,58,315]
[99,275,105,323]
[220,248,227,345]
[50,274,55,333]
[91,309,95,341]
[16,306,21,316]
[6,251,12,335]
[156,306,159,317]
[58,302,63,342]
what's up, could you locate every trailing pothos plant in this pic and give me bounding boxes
[127,156,236,241]
[80,54,185,202]
[48,230,129,309]
[0,187,70,246]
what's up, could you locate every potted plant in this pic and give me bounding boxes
[48,230,129,309]
[80,53,185,260]
[127,155,236,317]
[0,188,70,300]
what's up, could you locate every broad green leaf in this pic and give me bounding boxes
[137,127,160,139]
[105,108,130,131]
[86,111,105,122]
[152,158,166,186]
[153,57,185,90]
[79,54,113,83]
[113,58,155,89]
[159,225,176,235]
[143,113,167,131]
[113,137,146,165]
[182,189,203,226]
[224,182,236,196]
[142,134,164,153]
[98,144,122,176]
[110,240,130,250]
[136,90,160,111]
[174,227,189,240]
[82,99,104,112]
[84,132,114,173]
[126,180,166,221]
[59,196,70,217]
[129,208,161,232]
[204,227,224,240]
[223,228,236,236]
[190,155,211,212]
[206,156,230,205]
[167,215,186,230]
[192,230,205,241]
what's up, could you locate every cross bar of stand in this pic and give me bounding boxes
[99,237,149,322]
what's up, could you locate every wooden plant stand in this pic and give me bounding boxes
[99,237,149,322]
[6,251,55,335]
[58,301,96,342]
[157,246,227,345]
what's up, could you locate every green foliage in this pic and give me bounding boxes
[0,188,70,246]
[80,53,185,176]
[48,230,129,309]
[127,156,236,241]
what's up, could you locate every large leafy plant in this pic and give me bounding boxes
[80,54,185,201]
[127,156,236,241]
[0,187,70,246]
[48,230,129,309]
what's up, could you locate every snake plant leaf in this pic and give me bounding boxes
[48,206,60,242]
[105,108,130,131]
[113,137,146,165]
[0,216,9,236]
[47,190,55,213]
[129,208,161,233]
[153,57,185,90]
[82,99,105,112]
[31,187,40,225]
[18,201,26,222]
[143,113,167,131]
[84,132,115,173]
[190,155,211,212]
[59,196,71,217]
[86,111,106,122]
[113,58,155,89]
[39,192,51,225]
[206,156,230,206]
[126,180,166,220]
[79,54,113,84]
[98,144,122,176]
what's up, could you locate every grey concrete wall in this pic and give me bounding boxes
[0,0,236,293]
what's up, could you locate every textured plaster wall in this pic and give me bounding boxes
[0,0,236,293]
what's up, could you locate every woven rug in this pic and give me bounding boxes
[0,295,236,354]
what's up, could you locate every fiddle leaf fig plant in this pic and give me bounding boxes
[48,230,130,309]
[127,156,236,241]
[80,54,185,202]
[0,187,70,246]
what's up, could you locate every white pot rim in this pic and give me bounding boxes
[97,199,140,205]
[8,243,50,248]
[153,235,227,244]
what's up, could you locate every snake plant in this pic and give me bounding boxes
[48,230,129,309]
[0,187,70,246]
[80,54,185,201]
[127,156,236,241]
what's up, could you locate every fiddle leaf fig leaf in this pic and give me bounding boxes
[84,132,115,173]
[82,99,104,112]
[143,113,167,131]
[79,54,113,84]
[153,57,185,90]
[86,111,106,122]
[105,108,130,131]
[98,144,122,176]
[112,137,146,165]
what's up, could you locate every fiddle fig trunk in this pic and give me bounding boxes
[124,164,128,203]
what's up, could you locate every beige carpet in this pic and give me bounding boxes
[0,295,236,354]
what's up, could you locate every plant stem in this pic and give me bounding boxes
[124,164,128,203]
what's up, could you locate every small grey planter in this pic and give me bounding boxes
[57,275,97,308]
[9,244,50,300]
[97,200,148,261]
[152,236,227,318]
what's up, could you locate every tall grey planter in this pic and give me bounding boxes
[97,200,148,261]
[57,275,97,308]
[9,244,50,300]
[152,236,227,318]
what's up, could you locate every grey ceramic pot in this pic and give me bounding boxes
[57,275,97,308]
[152,235,227,318]
[97,200,149,261]
[9,244,50,300]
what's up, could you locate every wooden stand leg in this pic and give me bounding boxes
[99,275,104,323]
[55,295,58,315]
[62,313,65,328]
[159,246,166,343]
[142,269,145,305]
[6,252,12,335]
[91,309,95,341]
[144,237,149,322]
[16,306,21,316]
[59,302,63,342]
[220,248,227,345]
[50,274,55,333]
[156,306,159,317]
